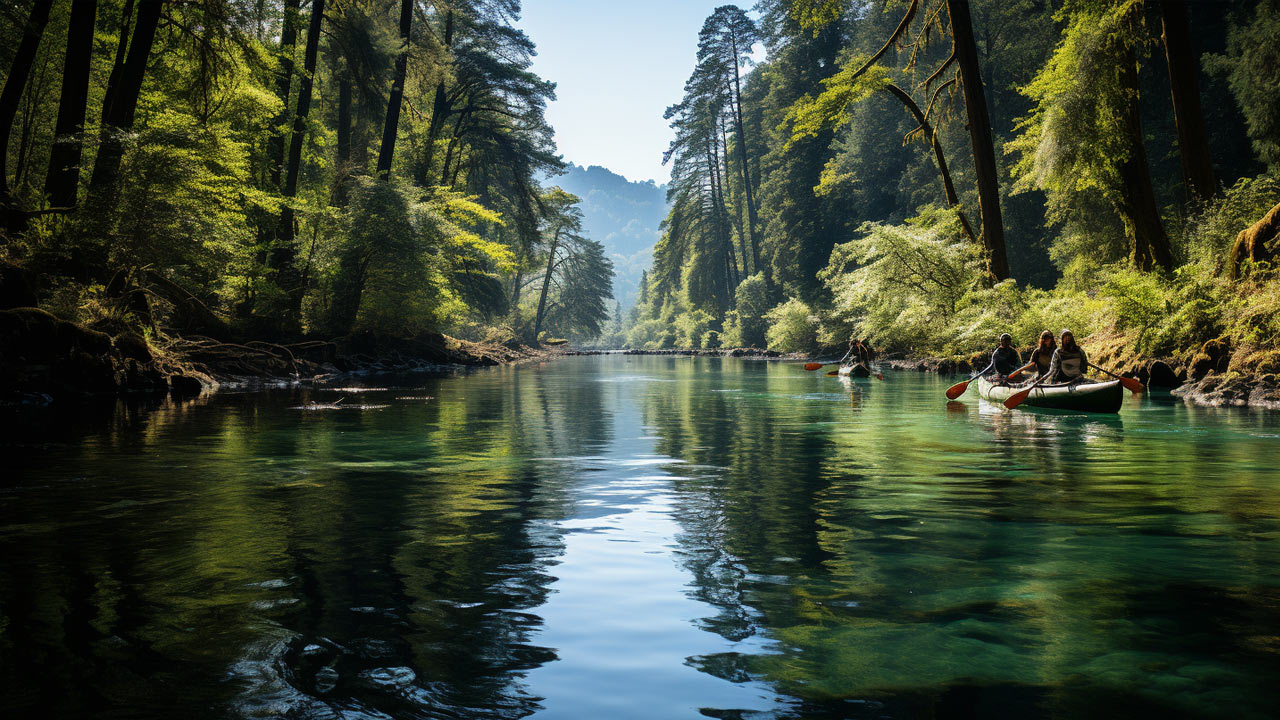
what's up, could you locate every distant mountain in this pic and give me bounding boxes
[547,163,668,309]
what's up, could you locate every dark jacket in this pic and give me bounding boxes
[991,346,1022,375]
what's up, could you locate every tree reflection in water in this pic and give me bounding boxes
[2,357,1280,719]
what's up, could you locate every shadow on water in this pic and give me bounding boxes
[1,357,1279,719]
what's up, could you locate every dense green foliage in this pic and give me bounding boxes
[0,0,612,345]
[628,0,1280,374]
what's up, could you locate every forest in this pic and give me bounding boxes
[2,0,1280,386]
[0,0,615,364]
[623,0,1280,384]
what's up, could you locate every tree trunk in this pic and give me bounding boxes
[100,0,135,124]
[268,0,300,190]
[723,122,749,275]
[883,84,977,243]
[1116,47,1174,272]
[87,0,163,203]
[947,0,1009,280]
[728,26,761,276]
[1160,0,1217,203]
[534,236,559,340]
[45,0,100,210]
[334,74,351,205]
[440,108,470,187]
[418,11,455,186]
[0,0,53,204]
[376,0,413,180]
[274,0,324,326]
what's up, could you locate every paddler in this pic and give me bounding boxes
[1048,329,1089,383]
[987,333,1022,379]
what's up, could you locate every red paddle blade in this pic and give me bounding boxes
[804,363,824,371]
[1119,376,1145,394]
[875,373,885,381]
[826,370,840,376]
[945,379,971,400]
[1007,369,1023,382]
[1003,387,1033,410]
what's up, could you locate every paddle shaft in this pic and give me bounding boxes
[1088,363,1144,393]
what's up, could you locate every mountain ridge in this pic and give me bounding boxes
[546,162,668,309]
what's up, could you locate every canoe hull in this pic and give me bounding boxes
[976,377,1124,413]
[838,364,871,378]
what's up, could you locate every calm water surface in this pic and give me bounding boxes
[2,355,1279,719]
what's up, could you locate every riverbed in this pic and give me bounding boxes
[2,355,1278,718]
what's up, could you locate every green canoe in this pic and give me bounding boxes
[976,376,1124,413]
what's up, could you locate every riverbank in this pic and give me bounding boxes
[612,341,1280,410]
[0,306,577,406]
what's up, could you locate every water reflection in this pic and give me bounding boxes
[1,357,1279,719]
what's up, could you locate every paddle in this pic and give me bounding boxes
[1006,362,1036,383]
[1003,374,1050,410]
[1089,363,1145,394]
[803,363,825,371]
[945,366,991,400]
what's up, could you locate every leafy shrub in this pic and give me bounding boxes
[729,273,770,347]
[818,210,984,353]
[675,308,717,349]
[765,298,819,352]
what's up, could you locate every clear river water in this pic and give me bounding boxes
[2,355,1279,719]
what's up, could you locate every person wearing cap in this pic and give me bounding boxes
[1048,329,1089,383]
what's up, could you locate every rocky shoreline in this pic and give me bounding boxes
[4,309,1277,410]
[0,306,577,406]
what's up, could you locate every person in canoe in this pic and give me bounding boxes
[838,336,859,366]
[839,337,873,368]
[1010,330,1056,379]
[983,333,1023,382]
[1048,329,1089,383]
[859,338,876,364]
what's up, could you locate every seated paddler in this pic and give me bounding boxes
[985,333,1023,382]
[1048,329,1089,383]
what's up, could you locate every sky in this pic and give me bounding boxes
[517,0,756,186]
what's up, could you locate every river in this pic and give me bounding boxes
[2,355,1279,719]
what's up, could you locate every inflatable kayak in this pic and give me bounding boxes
[976,376,1124,413]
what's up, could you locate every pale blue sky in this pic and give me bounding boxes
[517,1,758,185]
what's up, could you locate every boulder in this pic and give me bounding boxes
[1189,338,1231,381]
[0,261,37,309]
[1147,360,1181,388]
[0,307,170,398]
[114,332,152,362]
[169,374,205,396]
